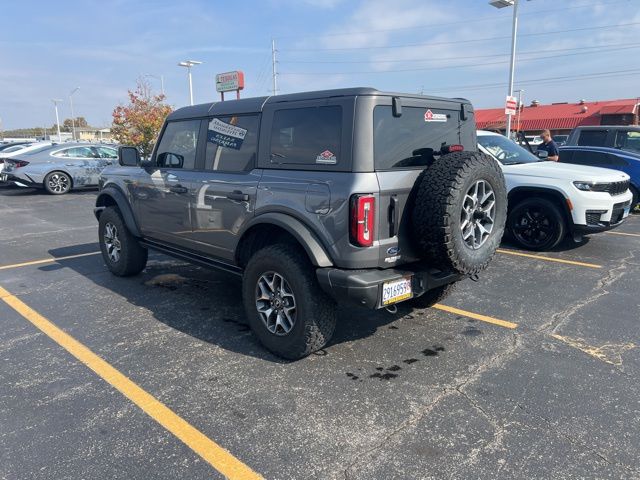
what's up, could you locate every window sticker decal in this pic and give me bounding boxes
[424,109,447,123]
[208,118,248,150]
[316,149,337,164]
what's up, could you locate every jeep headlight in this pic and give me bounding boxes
[573,181,594,191]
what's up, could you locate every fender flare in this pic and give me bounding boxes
[94,186,142,237]
[239,212,333,267]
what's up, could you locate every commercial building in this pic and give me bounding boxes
[476,98,640,136]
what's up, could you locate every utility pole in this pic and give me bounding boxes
[515,89,524,137]
[271,38,278,95]
[52,99,63,143]
[69,87,80,141]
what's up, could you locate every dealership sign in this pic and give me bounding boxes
[216,71,245,93]
[505,95,518,115]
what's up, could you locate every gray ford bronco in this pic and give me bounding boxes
[95,88,507,359]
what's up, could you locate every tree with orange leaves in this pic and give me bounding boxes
[112,79,172,157]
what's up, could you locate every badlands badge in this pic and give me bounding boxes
[316,149,337,164]
[424,109,447,123]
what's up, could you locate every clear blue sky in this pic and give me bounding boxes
[1,0,638,129]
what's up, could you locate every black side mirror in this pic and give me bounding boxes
[536,149,549,160]
[157,152,184,168]
[118,146,140,166]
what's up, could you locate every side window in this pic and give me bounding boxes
[53,147,96,158]
[605,154,629,167]
[95,146,118,159]
[155,120,201,169]
[270,106,342,166]
[615,130,640,153]
[563,150,606,166]
[204,115,259,172]
[577,130,607,146]
[558,150,573,163]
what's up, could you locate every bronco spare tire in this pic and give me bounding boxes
[412,151,507,275]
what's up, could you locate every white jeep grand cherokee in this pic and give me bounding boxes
[478,130,633,251]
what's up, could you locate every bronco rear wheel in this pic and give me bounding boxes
[412,151,507,276]
[243,244,337,360]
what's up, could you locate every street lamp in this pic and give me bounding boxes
[69,87,80,141]
[178,60,202,106]
[144,74,165,96]
[52,99,63,142]
[489,0,520,138]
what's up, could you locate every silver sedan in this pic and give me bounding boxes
[0,143,118,194]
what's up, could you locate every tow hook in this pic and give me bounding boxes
[385,304,398,314]
[469,273,480,282]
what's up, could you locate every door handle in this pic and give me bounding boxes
[226,190,249,202]
[169,185,188,194]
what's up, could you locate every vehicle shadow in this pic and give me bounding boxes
[47,243,405,363]
[0,185,98,197]
[500,234,590,253]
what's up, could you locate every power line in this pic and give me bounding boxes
[279,45,640,75]
[280,21,640,52]
[279,41,640,65]
[425,68,640,94]
[272,0,627,40]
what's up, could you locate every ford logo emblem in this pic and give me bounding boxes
[387,246,400,255]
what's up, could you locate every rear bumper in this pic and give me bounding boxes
[0,173,38,188]
[316,264,460,309]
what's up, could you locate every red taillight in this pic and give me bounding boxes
[350,194,375,247]
[13,160,29,168]
[444,144,464,153]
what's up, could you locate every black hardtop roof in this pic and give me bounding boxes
[167,88,470,121]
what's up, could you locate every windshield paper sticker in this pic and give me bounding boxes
[208,118,248,150]
[316,149,337,164]
[424,109,447,123]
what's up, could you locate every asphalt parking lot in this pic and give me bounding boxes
[1,185,640,480]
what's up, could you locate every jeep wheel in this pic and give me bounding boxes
[99,206,148,276]
[243,244,337,360]
[409,282,457,309]
[44,171,72,195]
[412,151,507,276]
[508,197,565,251]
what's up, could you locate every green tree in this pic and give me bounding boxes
[111,79,172,157]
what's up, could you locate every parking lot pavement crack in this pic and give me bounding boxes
[513,403,640,475]
[539,249,636,335]
[342,332,522,480]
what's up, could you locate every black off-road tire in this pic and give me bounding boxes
[98,206,148,276]
[43,171,72,195]
[412,151,507,276]
[508,197,566,251]
[242,244,337,360]
[408,282,457,309]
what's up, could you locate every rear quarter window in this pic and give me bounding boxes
[577,130,607,147]
[269,106,342,166]
[374,105,461,170]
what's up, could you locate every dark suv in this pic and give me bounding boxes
[95,88,507,359]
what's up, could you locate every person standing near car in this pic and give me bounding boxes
[537,129,559,161]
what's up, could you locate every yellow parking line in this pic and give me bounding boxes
[0,252,101,271]
[496,248,602,269]
[432,303,518,329]
[0,285,263,480]
[606,231,640,238]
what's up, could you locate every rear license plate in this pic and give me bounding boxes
[382,277,413,306]
[0,174,7,182]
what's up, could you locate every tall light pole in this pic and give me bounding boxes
[69,87,80,141]
[271,38,278,95]
[144,74,165,96]
[52,99,63,142]
[490,0,520,138]
[178,60,202,106]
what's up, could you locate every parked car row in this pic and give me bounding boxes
[0,143,118,194]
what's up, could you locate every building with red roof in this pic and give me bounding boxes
[476,98,639,135]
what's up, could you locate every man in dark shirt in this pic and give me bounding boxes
[537,129,559,161]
